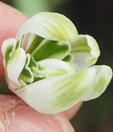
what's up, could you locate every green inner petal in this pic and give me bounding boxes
[37,59,76,78]
[26,34,44,54]
[29,55,38,69]
[16,35,24,49]
[19,54,34,84]
[31,39,71,61]
[18,53,76,85]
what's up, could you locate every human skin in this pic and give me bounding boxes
[0,95,75,132]
[0,2,82,131]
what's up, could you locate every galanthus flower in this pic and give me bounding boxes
[2,12,112,114]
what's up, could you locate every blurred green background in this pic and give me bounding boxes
[0,0,113,131]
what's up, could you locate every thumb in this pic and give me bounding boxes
[0,95,75,132]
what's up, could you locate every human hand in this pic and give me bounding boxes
[0,2,82,131]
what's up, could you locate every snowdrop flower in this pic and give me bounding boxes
[2,12,112,114]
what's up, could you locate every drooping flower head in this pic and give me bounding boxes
[2,12,112,114]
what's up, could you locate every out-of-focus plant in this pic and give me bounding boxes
[50,0,68,8]
[13,0,68,16]
[13,0,51,16]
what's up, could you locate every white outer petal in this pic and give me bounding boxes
[9,68,96,114]
[7,48,26,86]
[82,65,112,101]
[16,12,78,43]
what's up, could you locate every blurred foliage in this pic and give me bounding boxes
[13,0,51,16]
[12,0,68,16]
[0,0,113,131]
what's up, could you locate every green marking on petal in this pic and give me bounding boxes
[29,56,38,69]
[32,39,71,61]
[71,35,100,70]
[5,45,15,65]
[63,54,74,63]
[82,65,113,101]
[1,38,16,66]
